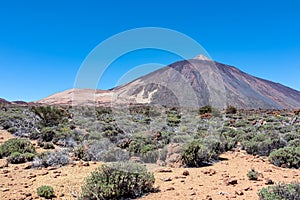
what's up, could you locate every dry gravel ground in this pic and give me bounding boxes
[0,130,299,200]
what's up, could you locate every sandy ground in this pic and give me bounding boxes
[0,130,299,200]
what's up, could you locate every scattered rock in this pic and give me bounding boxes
[24,193,32,197]
[244,186,252,191]
[165,143,183,168]
[217,191,229,195]
[202,169,216,176]
[182,170,190,176]
[2,188,9,192]
[82,162,90,167]
[225,178,238,186]
[226,194,237,199]
[157,168,173,173]
[235,190,244,195]
[160,177,172,182]
[47,166,58,171]
[190,191,196,195]
[264,169,272,172]
[2,169,9,174]
[23,163,32,169]
[37,171,48,176]
[27,174,36,179]
[71,191,77,198]
[206,195,213,200]
[164,187,175,191]
[264,178,274,185]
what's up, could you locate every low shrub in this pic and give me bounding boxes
[258,182,300,200]
[268,147,300,168]
[182,139,220,167]
[79,162,155,200]
[247,168,259,180]
[283,132,300,142]
[289,139,300,147]
[7,152,35,164]
[0,138,36,158]
[225,105,237,114]
[31,105,69,127]
[84,140,129,162]
[73,145,85,160]
[33,150,69,168]
[37,185,55,199]
[242,133,285,156]
[141,150,160,163]
[199,105,212,114]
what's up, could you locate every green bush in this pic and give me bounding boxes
[182,139,220,167]
[40,127,56,142]
[242,133,285,156]
[31,106,69,127]
[247,168,259,180]
[167,109,181,127]
[37,185,55,199]
[289,139,300,147]
[0,138,36,158]
[79,162,155,200]
[7,152,35,164]
[199,105,212,114]
[73,145,86,160]
[268,147,300,168]
[283,132,300,142]
[258,182,300,200]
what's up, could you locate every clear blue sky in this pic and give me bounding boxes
[1,0,300,102]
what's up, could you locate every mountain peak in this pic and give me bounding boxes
[37,57,300,109]
[193,54,211,61]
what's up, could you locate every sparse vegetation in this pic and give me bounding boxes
[0,104,299,170]
[199,105,213,114]
[33,150,69,168]
[0,138,36,159]
[258,182,300,200]
[247,168,259,180]
[268,146,300,168]
[37,185,55,199]
[79,162,155,200]
[182,138,222,167]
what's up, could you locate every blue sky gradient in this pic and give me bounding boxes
[0,0,300,101]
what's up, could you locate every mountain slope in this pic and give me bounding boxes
[37,56,300,109]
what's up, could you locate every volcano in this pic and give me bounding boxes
[37,55,300,109]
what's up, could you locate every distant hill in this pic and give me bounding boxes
[37,55,300,109]
[0,98,11,105]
